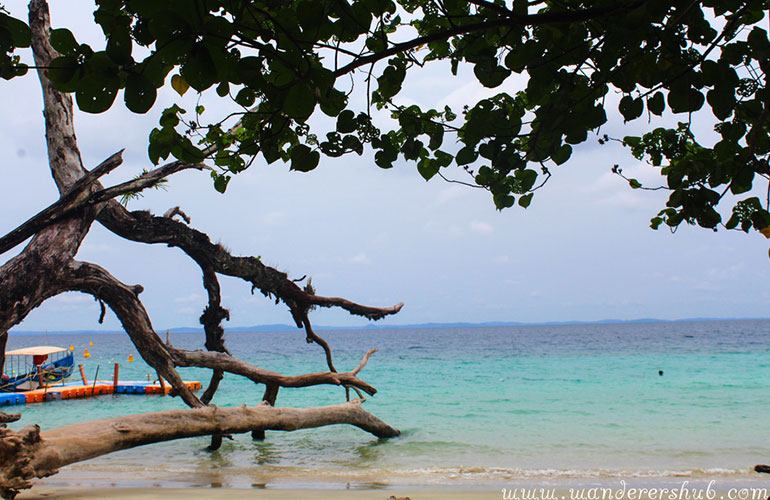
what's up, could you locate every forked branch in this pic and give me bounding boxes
[0,155,206,256]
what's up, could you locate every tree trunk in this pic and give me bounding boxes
[0,400,399,499]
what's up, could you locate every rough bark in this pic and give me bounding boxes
[0,413,20,425]
[0,400,399,499]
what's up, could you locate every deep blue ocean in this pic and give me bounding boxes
[5,320,770,488]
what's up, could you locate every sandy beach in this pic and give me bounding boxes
[19,484,770,500]
[17,488,500,500]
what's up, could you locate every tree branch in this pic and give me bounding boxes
[169,347,379,396]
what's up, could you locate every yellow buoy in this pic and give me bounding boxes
[127,354,134,362]
[89,341,93,346]
[69,345,74,351]
[83,349,91,358]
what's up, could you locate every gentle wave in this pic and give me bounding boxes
[58,463,754,484]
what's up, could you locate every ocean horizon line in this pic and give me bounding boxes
[9,316,770,336]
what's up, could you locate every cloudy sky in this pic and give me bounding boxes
[2,2,769,333]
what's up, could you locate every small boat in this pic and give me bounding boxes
[1,346,74,392]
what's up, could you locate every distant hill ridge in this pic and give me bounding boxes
[10,317,770,335]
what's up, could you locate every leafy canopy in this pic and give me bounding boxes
[1,0,769,234]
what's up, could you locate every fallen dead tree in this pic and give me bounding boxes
[0,400,398,499]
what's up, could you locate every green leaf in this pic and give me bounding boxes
[124,73,157,113]
[402,138,423,161]
[373,133,398,169]
[148,127,175,165]
[667,88,705,113]
[213,174,231,193]
[417,157,439,180]
[619,95,643,121]
[706,87,735,120]
[518,192,533,208]
[159,104,185,127]
[493,193,515,210]
[434,150,453,168]
[50,28,79,56]
[456,146,477,166]
[181,44,217,91]
[47,55,79,90]
[551,144,572,165]
[289,144,320,172]
[336,110,356,133]
[647,92,665,116]
[514,169,538,191]
[235,88,255,107]
[342,135,364,155]
[215,81,229,97]
[376,62,405,100]
[75,74,119,113]
[173,136,206,163]
[319,88,348,117]
[628,178,642,189]
[284,83,316,120]
[473,61,511,88]
[1,14,31,48]
[297,1,325,31]
[106,29,132,65]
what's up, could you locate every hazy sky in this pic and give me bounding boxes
[2,2,769,333]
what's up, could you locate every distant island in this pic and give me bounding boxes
[10,317,770,336]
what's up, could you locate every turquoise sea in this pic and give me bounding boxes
[5,319,770,489]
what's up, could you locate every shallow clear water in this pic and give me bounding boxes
[6,320,770,487]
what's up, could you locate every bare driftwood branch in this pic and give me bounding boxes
[352,348,378,376]
[0,152,123,256]
[163,206,191,223]
[170,347,379,395]
[0,157,208,256]
[0,400,399,499]
[57,260,203,408]
[97,202,404,321]
[57,260,385,406]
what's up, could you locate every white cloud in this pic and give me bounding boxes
[350,252,369,264]
[470,220,494,234]
[173,293,204,304]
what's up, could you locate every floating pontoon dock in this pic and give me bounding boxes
[0,379,202,406]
